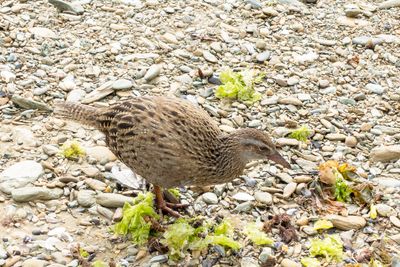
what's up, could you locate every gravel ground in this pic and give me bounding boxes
[0,0,400,266]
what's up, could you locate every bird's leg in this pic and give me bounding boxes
[153,185,186,217]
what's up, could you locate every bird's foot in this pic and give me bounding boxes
[156,203,182,218]
[154,185,188,218]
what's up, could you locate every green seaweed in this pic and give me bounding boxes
[289,125,312,142]
[301,257,321,267]
[60,140,85,159]
[215,68,263,104]
[334,177,353,203]
[112,193,159,245]
[309,235,343,262]
[244,222,274,246]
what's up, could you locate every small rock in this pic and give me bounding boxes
[234,201,253,212]
[161,33,178,44]
[22,259,48,267]
[42,145,59,156]
[296,217,309,226]
[276,173,293,183]
[281,259,301,267]
[278,97,303,106]
[370,145,400,162]
[12,187,63,202]
[378,0,400,9]
[202,192,219,204]
[29,27,58,39]
[302,226,317,235]
[240,257,260,267]
[319,79,330,88]
[326,133,346,141]
[48,0,84,15]
[345,136,358,147]
[144,65,162,82]
[254,191,272,205]
[85,178,106,191]
[283,183,297,198]
[390,216,400,228]
[276,138,300,146]
[77,190,96,207]
[96,193,134,208]
[262,7,279,16]
[256,51,271,62]
[12,126,36,146]
[259,247,273,263]
[86,146,117,164]
[372,178,400,188]
[366,83,385,95]
[325,215,366,230]
[232,192,255,202]
[0,161,44,194]
[203,50,218,63]
[149,255,168,264]
[345,4,362,17]
[112,79,133,90]
[1,70,16,83]
[375,204,395,217]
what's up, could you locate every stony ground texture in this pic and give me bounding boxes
[1,0,400,266]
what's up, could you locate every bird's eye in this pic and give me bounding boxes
[260,146,269,152]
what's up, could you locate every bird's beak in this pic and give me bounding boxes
[267,151,291,169]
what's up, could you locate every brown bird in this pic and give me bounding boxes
[54,96,290,217]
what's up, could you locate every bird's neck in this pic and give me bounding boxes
[213,135,247,179]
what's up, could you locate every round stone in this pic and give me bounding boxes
[202,192,219,204]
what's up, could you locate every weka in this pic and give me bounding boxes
[55,96,290,217]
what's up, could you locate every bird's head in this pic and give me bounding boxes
[229,128,291,169]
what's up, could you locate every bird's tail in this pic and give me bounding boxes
[53,101,99,128]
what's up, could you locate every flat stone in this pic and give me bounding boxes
[48,0,84,15]
[281,259,301,267]
[378,0,400,9]
[29,27,58,39]
[283,183,297,198]
[12,187,63,202]
[77,190,96,207]
[1,70,16,83]
[372,178,400,188]
[276,173,293,183]
[202,192,219,204]
[112,79,133,90]
[203,50,218,63]
[232,192,255,202]
[240,257,260,267]
[12,126,36,146]
[149,255,168,264]
[22,259,48,267]
[375,204,395,217]
[42,145,59,156]
[370,145,400,162]
[276,138,300,146]
[325,215,366,230]
[96,193,134,208]
[390,216,400,228]
[256,51,271,62]
[259,247,273,263]
[325,133,346,141]
[144,64,162,82]
[366,83,385,95]
[85,178,106,191]
[0,161,44,194]
[254,191,272,205]
[278,97,303,106]
[86,146,117,164]
[234,201,253,212]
